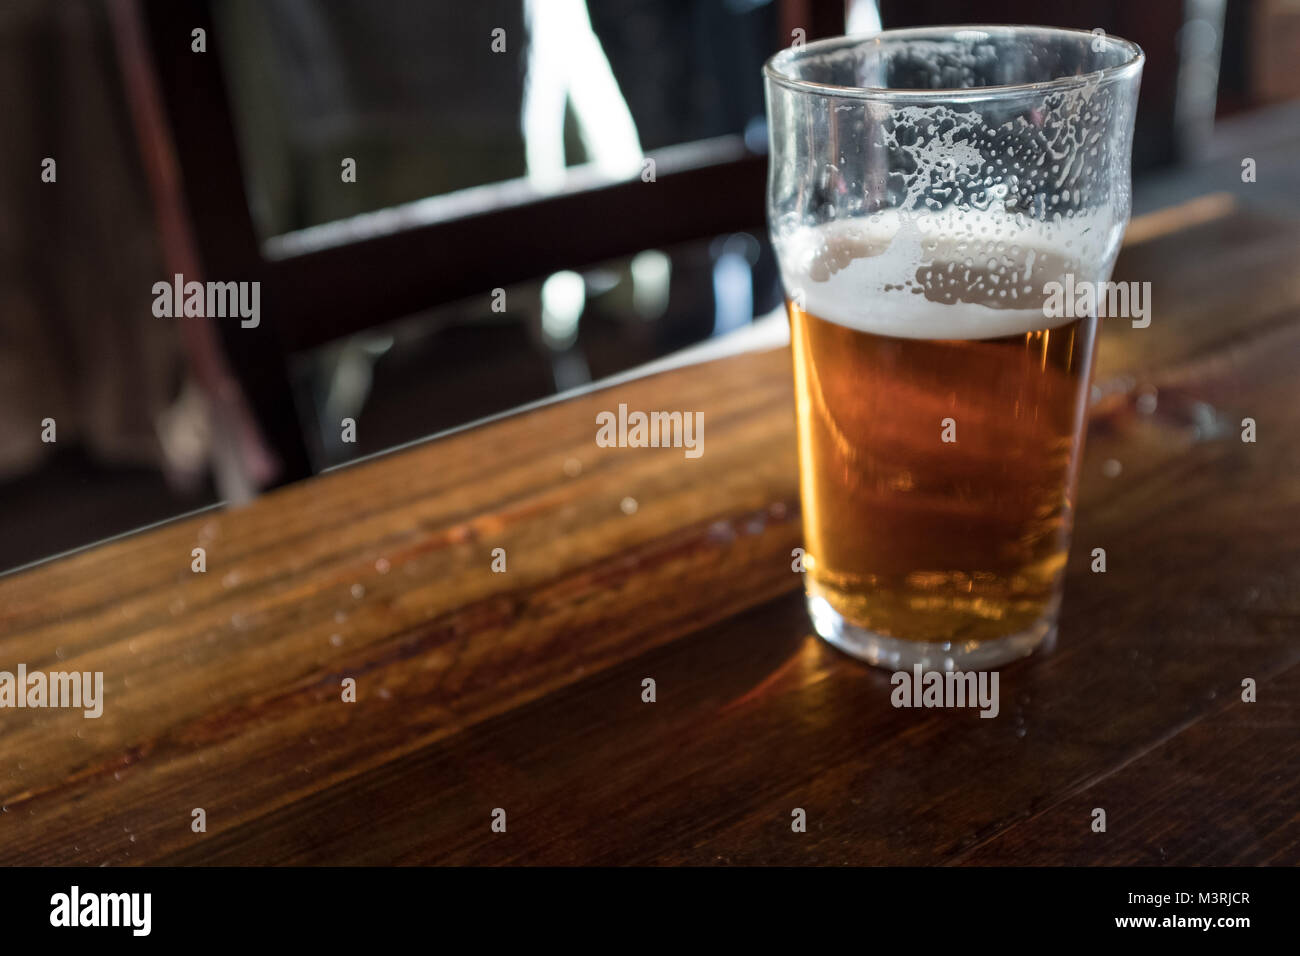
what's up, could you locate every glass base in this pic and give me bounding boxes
[808,594,1056,670]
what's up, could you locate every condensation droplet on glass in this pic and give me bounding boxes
[350,583,365,600]
[375,558,391,574]
[1102,458,1122,478]
[563,457,582,477]
[620,497,638,515]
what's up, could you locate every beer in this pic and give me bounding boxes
[783,217,1099,651]
[764,26,1143,666]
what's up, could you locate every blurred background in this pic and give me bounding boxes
[2,0,1298,574]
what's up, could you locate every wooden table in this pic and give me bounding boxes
[2,190,1299,866]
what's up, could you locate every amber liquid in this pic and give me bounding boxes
[788,301,1097,646]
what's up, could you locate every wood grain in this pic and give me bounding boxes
[1,201,1297,866]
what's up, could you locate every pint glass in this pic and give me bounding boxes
[764,27,1143,668]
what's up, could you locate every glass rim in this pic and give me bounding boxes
[763,25,1145,101]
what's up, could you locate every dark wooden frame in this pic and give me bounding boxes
[137,0,846,482]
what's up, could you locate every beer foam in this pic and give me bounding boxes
[778,209,1123,340]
